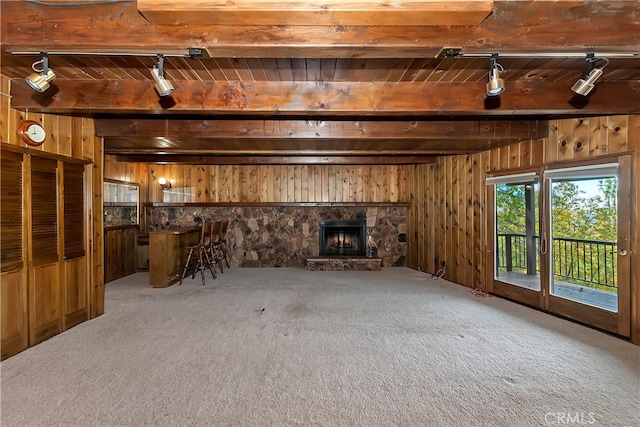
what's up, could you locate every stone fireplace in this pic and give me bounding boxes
[146,205,407,267]
[319,219,366,256]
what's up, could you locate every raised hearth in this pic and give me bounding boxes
[306,257,382,271]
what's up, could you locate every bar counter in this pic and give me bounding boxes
[148,226,202,288]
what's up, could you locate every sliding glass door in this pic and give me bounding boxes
[544,160,631,335]
[488,171,543,307]
[488,157,631,336]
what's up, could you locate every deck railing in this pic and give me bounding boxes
[497,233,617,290]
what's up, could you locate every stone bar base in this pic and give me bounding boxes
[306,257,382,271]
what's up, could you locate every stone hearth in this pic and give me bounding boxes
[306,257,382,271]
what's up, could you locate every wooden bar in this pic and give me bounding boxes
[104,225,139,283]
[148,226,201,288]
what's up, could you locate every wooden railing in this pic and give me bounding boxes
[497,234,617,290]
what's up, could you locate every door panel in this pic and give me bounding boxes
[29,263,61,345]
[63,257,88,330]
[488,156,631,337]
[1,270,28,359]
[487,171,542,307]
[545,159,630,336]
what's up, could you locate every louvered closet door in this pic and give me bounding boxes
[0,151,28,359]
[62,163,88,329]
[29,157,62,345]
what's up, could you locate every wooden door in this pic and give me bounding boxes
[1,151,28,359]
[62,163,88,329]
[486,169,543,308]
[543,157,632,336]
[488,157,632,337]
[29,157,61,345]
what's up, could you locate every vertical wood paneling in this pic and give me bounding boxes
[626,115,640,344]
[590,117,608,157]
[57,115,73,157]
[557,120,574,161]
[608,116,628,154]
[105,161,410,204]
[573,118,589,159]
[92,136,105,318]
[546,120,559,163]
[407,115,636,294]
[300,166,309,203]
[465,155,473,287]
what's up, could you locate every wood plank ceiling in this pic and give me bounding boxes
[1,0,639,164]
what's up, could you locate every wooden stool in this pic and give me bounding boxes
[207,221,226,274]
[218,220,230,269]
[180,222,216,285]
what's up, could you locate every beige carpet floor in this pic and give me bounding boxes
[1,267,639,427]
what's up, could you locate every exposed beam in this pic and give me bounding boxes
[114,155,437,165]
[102,137,517,156]
[137,0,493,26]
[95,119,548,140]
[106,148,481,156]
[2,1,639,58]
[11,80,640,116]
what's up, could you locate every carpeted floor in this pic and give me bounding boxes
[1,267,639,426]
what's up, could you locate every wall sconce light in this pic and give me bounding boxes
[151,54,175,97]
[486,53,505,97]
[25,52,56,92]
[158,177,172,190]
[571,54,609,96]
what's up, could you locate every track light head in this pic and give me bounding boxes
[151,67,175,96]
[571,68,603,96]
[486,54,505,97]
[571,54,608,97]
[25,53,55,92]
[151,54,174,97]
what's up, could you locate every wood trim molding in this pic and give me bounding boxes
[0,143,92,165]
[143,202,410,208]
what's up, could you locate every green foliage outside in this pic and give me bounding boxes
[496,178,617,291]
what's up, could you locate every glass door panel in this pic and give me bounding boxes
[493,176,540,291]
[549,175,618,312]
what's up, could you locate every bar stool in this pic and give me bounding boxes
[207,221,226,274]
[218,220,230,269]
[180,221,216,285]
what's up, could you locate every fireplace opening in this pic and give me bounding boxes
[319,219,366,256]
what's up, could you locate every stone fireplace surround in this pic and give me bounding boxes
[146,204,407,268]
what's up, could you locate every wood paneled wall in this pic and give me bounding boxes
[407,115,639,342]
[0,74,104,358]
[408,115,637,282]
[104,160,408,204]
[1,79,96,161]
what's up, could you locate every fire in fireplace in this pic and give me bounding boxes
[319,219,366,256]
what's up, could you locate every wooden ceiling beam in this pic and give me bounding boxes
[137,0,493,26]
[95,119,547,140]
[11,80,640,116]
[114,154,438,165]
[2,1,638,58]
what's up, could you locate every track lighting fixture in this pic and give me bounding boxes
[571,54,609,96]
[25,52,55,92]
[486,53,505,97]
[151,54,175,97]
